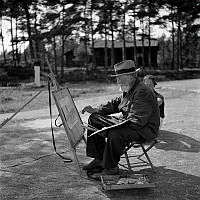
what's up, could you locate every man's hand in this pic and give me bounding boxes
[81,105,99,114]
[157,97,163,106]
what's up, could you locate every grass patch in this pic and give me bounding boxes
[0,82,118,114]
[0,88,48,114]
[1,96,15,103]
[0,80,193,114]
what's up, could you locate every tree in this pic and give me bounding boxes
[162,0,200,70]
[127,0,141,65]
[39,0,83,76]
[2,0,200,73]
[5,0,21,65]
[0,0,7,64]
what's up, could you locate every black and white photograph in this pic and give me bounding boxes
[0,0,200,199]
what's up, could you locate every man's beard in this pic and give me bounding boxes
[119,85,129,92]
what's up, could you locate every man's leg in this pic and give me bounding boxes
[86,114,107,160]
[102,126,141,170]
[84,114,113,170]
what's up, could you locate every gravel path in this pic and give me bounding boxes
[0,79,200,200]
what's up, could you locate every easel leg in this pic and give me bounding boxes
[72,148,82,175]
[82,135,87,144]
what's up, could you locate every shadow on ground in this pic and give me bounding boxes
[156,130,200,153]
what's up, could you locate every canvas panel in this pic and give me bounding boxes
[52,87,85,147]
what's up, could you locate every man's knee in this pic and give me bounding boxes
[108,127,140,143]
[107,129,123,142]
[88,113,99,125]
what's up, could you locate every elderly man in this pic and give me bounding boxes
[82,60,160,175]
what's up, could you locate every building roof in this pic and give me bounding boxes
[65,39,158,55]
[93,39,158,48]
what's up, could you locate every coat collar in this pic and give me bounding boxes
[127,78,140,96]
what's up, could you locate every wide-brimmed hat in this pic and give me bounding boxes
[110,60,140,77]
[143,74,157,85]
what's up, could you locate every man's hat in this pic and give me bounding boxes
[110,60,140,77]
[143,74,157,85]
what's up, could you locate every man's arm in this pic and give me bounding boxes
[82,96,121,116]
[97,97,121,116]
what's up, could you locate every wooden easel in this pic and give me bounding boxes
[44,55,87,175]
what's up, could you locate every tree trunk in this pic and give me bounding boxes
[53,36,57,74]
[122,11,126,60]
[180,25,183,69]
[111,29,115,67]
[0,17,7,64]
[15,17,19,64]
[90,0,96,68]
[148,16,152,68]
[133,5,137,66]
[84,37,88,66]
[1,35,6,64]
[110,11,115,67]
[171,6,175,70]
[141,18,145,67]
[61,3,65,77]
[104,25,108,70]
[162,41,165,69]
[61,34,65,77]
[10,16,16,66]
[84,1,88,67]
[177,12,181,71]
[24,4,35,61]
[34,4,40,63]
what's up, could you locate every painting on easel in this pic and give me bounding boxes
[52,87,85,148]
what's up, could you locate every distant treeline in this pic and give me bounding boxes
[0,0,199,77]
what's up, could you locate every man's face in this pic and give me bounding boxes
[116,74,134,92]
[143,78,155,90]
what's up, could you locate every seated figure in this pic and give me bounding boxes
[82,60,160,176]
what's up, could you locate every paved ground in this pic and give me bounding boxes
[0,79,200,200]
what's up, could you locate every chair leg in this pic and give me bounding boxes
[140,144,154,169]
[124,151,132,171]
[138,141,156,159]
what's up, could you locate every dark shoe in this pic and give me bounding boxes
[89,166,119,180]
[82,159,102,170]
[86,167,104,177]
[103,166,119,175]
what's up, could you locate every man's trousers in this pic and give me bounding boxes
[86,114,143,169]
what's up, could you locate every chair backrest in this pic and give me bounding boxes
[52,87,85,148]
[159,117,164,129]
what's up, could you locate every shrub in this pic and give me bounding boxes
[5,65,34,80]
[58,68,87,83]
[0,74,20,86]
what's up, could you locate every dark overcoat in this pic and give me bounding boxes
[96,78,160,141]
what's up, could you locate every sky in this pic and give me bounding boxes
[1,19,29,55]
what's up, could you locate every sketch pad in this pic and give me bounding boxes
[88,119,129,138]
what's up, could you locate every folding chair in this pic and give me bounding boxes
[119,138,158,171]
